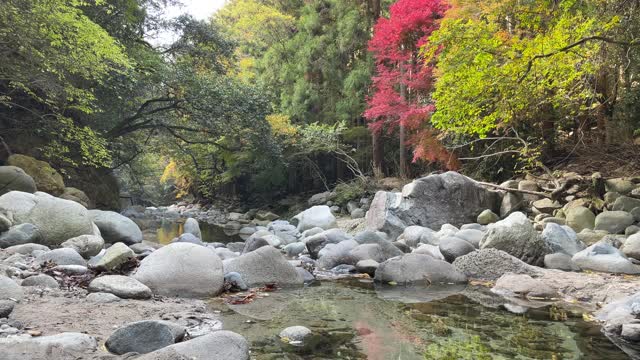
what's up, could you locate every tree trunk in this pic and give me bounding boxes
[370,0,384,178]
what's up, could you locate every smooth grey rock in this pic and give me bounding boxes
[606,178,635,195]
[452,249,539,281]
[355,259,379,276]
[0,223,42,248]
[279,326,311,343]
[572,241,640,274]
[284,242,306,257]
[439,237,475,263]
[304,228,351,259]
[134,243,224,298]
[354,231,403,260]
[613,196,640,213]
[86,292,121,303]
[0,166,36,196]
[374,253,467,285]
[402,226,437,247]
[454,229,484,248]
[21,274,58,288]
[35,248,86,266]
[89,209,143,245]
[366,172,500,239]
[0,299,15,317]
[413,244,445,260]
[224,246,303,287]
[541,223,585,256]
[136,331,249,360]
[106,320,175,355]
[0,191,94,246]
[215,247,238,260]
[317,239,359,269]
[625,225,640,237]
[0,332,97,359]
[532,198,562,214]
[183,218,202,239]
[60,234,104,258]
[51,265,89,275]
[477,209,499,225]
[565,206,596,233]
[291,205,337,232]
[544,253,580,271]
[0,275,23,301]
[242,236,269,254]
[3,243,49,255]
[173,232,204,246]
[594,211,635,234]
[500,192,524,217]
[224,272,248,291]
[622,233,640,260]
[480,212,549,266]
[351,208,365,219]
[308,191,331,206]
[349,243,386,263]
[88,275,152,299]
[92,242,134,271]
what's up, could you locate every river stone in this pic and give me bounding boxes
[183,218,202,239]
[291,205,337,232]
[454,229,483,248]
[576,228,609,246]
[308,191,332,206]
[541,223,585,256]
[61,234,104,258]
[317,239,359,269]
[354,231,403,259]
[224,246,303,287]
[351,208,365,219]
[349,243,386,263]
[0,191,94,246]
[0,275,23,301]
[606,178,635,195]
[242,236,269,254]
[626,225,640,236]
[0,223,42,248]
[492,274,558,299]
[621,233,640,260]
[86,292,121,303]
[4,243,49,255]
[0,166,37,196]
[88,275,152,299]
[172,232,204,246]
[92,242,134,270]
[374,253,467,285]
[366,172,500,239]
[0,332,97,359]
[439,237,476,263]
[612,196,640,213]
[59,187,91,208]
[89,210,143,245]
[452,249,539,281]
[413,244,445,260]
[604,192,621,206]
[304,228,351,258]
[284,242,306,257]
[136,330,249,360]
[106,320,175,355]
[52,265,89,275]
[36,248,86,266]
[134,243,224,298]
[594,211,635,234]
[479,212,549,266]
[572,241,640,274]
[500,192,524,217]
[565,206,596,233]
[7,154,65,195]
[21,274,58,288]
[477,209,499,225]
[0,213,10,232]
[0,299,15,317]
[224,272,249,291]
[544,253,580,271]
[402,226,437,247]
[280,326,312,343]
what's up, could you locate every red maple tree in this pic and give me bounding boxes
[364,0,458,169]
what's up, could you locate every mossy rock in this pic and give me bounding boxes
[7,154,64,195]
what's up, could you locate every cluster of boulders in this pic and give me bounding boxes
[307,190,371,219]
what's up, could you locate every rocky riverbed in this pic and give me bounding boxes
[2,170,640,358]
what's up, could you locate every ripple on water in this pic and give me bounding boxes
[208,280,629,360]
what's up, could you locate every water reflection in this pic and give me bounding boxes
[209,280,628,360]
[152,219,233,244]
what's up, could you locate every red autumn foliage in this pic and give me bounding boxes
[364,0,458,169]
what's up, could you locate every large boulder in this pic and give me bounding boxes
[317,239,359,269]
[541,223,585,256]
[565,206,596,233]
[479,212,549,266]
[452,249,539,281]
[92,242,134,270]
[183,218,202,239]
[106,320,175,355]
[594,211,635,234]
[0,275,23,301]
[622,233,640,260]
[304,228,352,259]
[35,248,86,266]
[224,246,303,287]
[402,226,438,247]
[439,237,475,263]
[365,172,500,239]
[0,166,36,196]
[89,210,142,245]
[291,206,337,232]
[137,331,249,360]
[0,191,94,246]
[7,154,65,195]
[374,253,467,285]
[61,234,104,258]
[354,231,403,259]
[572,241,640,274]
[133,243,224,298]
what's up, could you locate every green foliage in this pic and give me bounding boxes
[423,336,492,360]
[332,180,367,207]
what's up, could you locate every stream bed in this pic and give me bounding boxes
[209,279,627,360]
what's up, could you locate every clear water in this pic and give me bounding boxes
[208,280,628,360]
